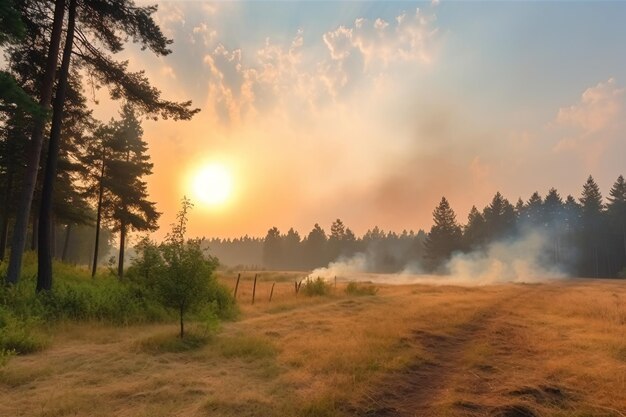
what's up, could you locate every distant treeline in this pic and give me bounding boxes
[204,227,428,273]
[207,175,626,278]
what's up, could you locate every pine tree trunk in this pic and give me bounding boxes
[37,0,77,292]
[117,221,126,279]
[51,215,57,259]
[0,170,14,261]
[31,214,37,251]
[5,0,66,285]
[62,223,71,262]
[91,151,106,278]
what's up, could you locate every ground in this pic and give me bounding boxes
[1,273,626,417]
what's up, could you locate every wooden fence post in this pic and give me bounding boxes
[233,273,241,298]
[252,273,258,305]
[269,282,275,302]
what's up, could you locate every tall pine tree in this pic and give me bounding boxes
[425,197,462,271]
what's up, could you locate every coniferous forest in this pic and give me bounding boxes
[0,0,198,292]
[208,175,626,278]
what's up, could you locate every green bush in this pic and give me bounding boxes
[345,282,378,296]
[0,306,47,355]
[0,256,171,329]
[302,277,332,297]
[129,198,236,337]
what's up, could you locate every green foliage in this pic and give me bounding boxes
[0,306,47,355]
[345,282,378,296]
[129,197,235,337]
[302,277,332,297]
[0,263,170,326]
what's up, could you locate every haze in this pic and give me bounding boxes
[91,0,626,240]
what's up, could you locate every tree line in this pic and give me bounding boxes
[209,175,625,278]
[424,175,626,278]
[0,0,198,291]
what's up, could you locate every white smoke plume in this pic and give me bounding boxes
[308,229,565,285]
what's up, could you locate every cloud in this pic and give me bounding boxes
[556,77,624,133]
[153,3,185,38]
[323,8,438,72]
[161,65,176,79]
[323,26,354,60]
[553,78,626,168]
[191,23,217,47]
[198,7,438,124]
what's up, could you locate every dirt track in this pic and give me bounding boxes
[355,286,559,417]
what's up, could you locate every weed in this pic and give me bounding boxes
[302,277,332,297]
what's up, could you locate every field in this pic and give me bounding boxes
[1,273,626,417]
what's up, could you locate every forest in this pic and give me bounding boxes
[0,0,199,293]
[207,175,626,278]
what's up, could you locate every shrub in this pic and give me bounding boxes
[0,307,47,355]
[345,282,378,296]
[302,277,332,297]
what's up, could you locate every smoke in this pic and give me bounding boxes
[445,229,565,284]
[309,228,566,286]
[310,253,370,280]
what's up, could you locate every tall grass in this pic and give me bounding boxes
[0,251,236,357]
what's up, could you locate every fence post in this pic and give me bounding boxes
[233,273,241,298]
[269,282,275,302]
[252,273,258,305]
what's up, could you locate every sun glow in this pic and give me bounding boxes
[191,163,234,207]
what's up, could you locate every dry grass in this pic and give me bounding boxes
[1,274,625,416]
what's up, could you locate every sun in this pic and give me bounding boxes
[191,163,233,207]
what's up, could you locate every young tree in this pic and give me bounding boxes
[425,197,463,271]
[152,198,218,338]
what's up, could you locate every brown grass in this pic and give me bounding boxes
[1,275,625,416]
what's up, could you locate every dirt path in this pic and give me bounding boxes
[356,286,539,417]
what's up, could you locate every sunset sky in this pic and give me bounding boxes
[92,1,626,240]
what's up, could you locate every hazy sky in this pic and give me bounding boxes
[92,1,626,240]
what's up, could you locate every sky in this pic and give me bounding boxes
[91,0,626,241]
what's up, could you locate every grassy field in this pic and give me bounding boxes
[1,273,626,417]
